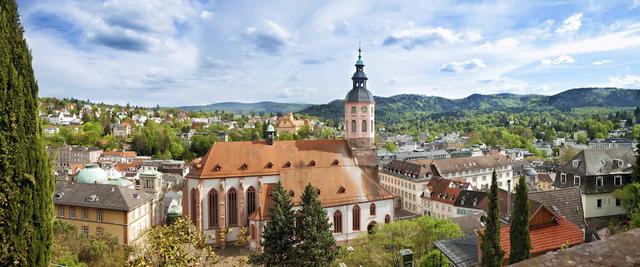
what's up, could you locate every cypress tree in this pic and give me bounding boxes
[481,169,504,267]
[509,175,531,264]
[0,1,54,265]
[633,143,640,183]
[248,182,297,266]
[295,183,338,266]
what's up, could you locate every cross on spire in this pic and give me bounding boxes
[358,41,362,59]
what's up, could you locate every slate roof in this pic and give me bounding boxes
[417,154,512,175]
[556,149,635,176]
[554,148,636,194]
[433,235,479,267]
[345,87,375,103]
[54,182,153,211]
[451,214,484,236]
[383,160,432,179]
[529,187,586,229]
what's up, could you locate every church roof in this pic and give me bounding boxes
[280,166,394,207]
[345,87,375,103]
[187,139,356,179]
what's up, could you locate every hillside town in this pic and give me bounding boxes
[3,1,640,266]
[38,49,640,266]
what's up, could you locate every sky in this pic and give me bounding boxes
[16,0,640,106]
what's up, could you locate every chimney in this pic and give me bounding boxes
[507,179,511,217]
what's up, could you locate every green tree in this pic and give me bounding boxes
[633,143,640,183]
[481,170,504,267]
[0,1,55,265]
[249,182,297,266]
[384,141,398,153]
[613,182,640,228]
[339,216,462,267]
[419,250,449,267]
[509,175,531,264]
[294,183,338,266]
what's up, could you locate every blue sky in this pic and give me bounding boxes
[16,0,640,106]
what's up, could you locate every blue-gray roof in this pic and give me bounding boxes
[433,235,478,267]
[345,87,375,103]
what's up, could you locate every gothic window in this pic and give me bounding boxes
[351,106,356,113]
[333,210,342,233]
[362,120,367,132]
[228,188,238,226]
[250,224,256,239]
[351,120,356,132]
[190,188,199,225]
[353,205,361,231]
[370,203,376,216]
[371,120,374,132]
[247,186,257,225]
[208,189,218,229]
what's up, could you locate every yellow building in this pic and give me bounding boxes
[274,113,312,134]
[54,182,154,245]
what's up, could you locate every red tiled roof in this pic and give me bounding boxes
[499,217,584,259]
[188,140,355,179]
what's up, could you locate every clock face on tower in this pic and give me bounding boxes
[361,106,368,113]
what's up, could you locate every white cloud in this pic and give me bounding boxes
[541,55,575,65]
[383,27,482,49]
[440,59,487,73]
[243,20,292,55]
[606,75,640,87]
[592,59,612,65]
[200,11,214,19]
[556,13,583,34]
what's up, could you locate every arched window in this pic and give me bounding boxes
[370,203,376,216]
[208,189,218,229]
[371,120,374,132]
[190,188,199,225]
[247,186,257,225]
[250,224,256,239]
[333,210,342,233]
[228,188,238,226]
[351,120,356,132]
[351,106,356,113]
[362,120,367,132]
[385,214,391,224]
[353,205,361,231]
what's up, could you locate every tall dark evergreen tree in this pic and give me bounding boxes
[0,1,54,265]
[248,182,297,266]
[481,169,504,267]
[295,183,338,266]
[633,143,640,183]
[509,175,531,264]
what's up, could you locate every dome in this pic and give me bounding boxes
[76,164,109,184]
[345,87,375,103]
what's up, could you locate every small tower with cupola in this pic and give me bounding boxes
[344,46,375,149]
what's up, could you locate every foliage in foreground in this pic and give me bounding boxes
[130,217,217,266]
[51,220,130,266]
[614,182,640,229]
[338,216,462,267]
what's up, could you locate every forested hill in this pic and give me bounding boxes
[300,87,640,121]
[176,101,312,114]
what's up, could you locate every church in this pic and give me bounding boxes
[183,48,394,250]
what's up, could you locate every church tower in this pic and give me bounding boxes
[345,46,375,149]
